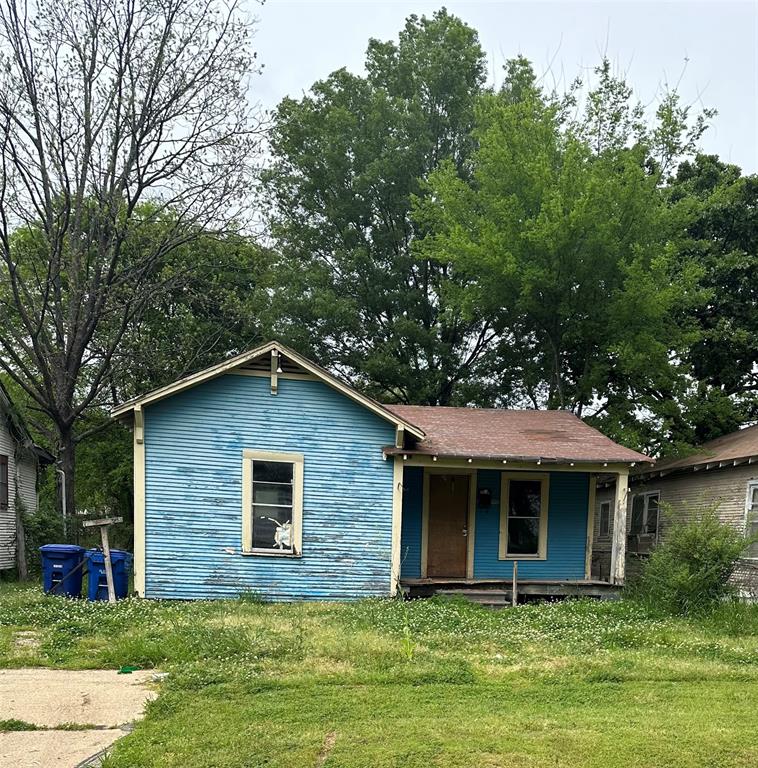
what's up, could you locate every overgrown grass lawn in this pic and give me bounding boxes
[1,583,757,767]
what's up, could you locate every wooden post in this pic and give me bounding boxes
[100,526,116,603]
[82,516,123,603]
[609,472,629,586]
[512,560,518,607]
[585,474,596,580]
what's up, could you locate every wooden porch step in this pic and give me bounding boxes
[435,589,514,607]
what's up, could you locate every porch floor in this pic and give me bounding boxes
[400,577,619,604]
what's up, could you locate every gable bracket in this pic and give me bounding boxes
[134,405,144,444]
[270,349,282,395]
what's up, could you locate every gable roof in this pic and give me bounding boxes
[0,381,53,463]
[635,423,758,480]
[111,341,426,439]
[383,405,651,465]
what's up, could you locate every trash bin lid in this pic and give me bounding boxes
[40,544,85,554]
[85,548,132,562]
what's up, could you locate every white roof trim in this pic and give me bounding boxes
[111,340,426,439]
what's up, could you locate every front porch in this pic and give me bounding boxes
[393,455,631,598]
[400,577,620,606]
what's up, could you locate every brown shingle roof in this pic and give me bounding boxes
[383,405,651,465]
[640,423,758,475]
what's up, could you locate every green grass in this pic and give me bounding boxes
[1,583,757,767]
[0,718,98,732]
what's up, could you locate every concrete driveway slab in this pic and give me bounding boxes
[0,729,123,767]
[0,668,156,767]
[0,669,155,727]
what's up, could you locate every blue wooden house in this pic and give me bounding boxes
[113,341,650,600]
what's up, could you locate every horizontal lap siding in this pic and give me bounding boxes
[400,467,423,579]
[593,466,758,581]
[144,374,396,600]
[473,471,589,579]
[0,428,36,570]
[0,425,16,569]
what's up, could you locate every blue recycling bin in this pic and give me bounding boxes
[85,549,132,600]
[40,544,86,597]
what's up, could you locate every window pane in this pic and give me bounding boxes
[599,503,610,536]
[508,517,540,555]
[0,456,7,509]
[748,515,758,558]
[509,480,541,518]
[252,505,293,550]
[631,495,644,533]
[253,482,293,506]
[253,461,293,484]
[645,495,659,534]
[751,486,758,510]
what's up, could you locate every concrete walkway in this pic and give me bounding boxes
[0,669,156,768]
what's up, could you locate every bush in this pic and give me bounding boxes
[634,505,751,615]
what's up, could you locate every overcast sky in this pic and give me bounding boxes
[251,0,758,173]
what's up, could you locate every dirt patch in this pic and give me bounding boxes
[12,631,41,650]
[315,731,337,767]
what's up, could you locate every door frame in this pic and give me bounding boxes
[421,467,477,579]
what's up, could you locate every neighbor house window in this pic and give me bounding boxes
[499,473,549,560]
[746,482,758,560]
[0,455,8,510]
[598,501,611,539]
[241,450,304,556]
[630,491,660,536]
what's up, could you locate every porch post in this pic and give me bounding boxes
[585,473,596,580]
[609,470,629,585]
[390,455,404,596]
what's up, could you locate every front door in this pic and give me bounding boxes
[427,473,469,578]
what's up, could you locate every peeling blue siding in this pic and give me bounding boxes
[143,374,396,600]
[473,471,589,579]
[399,467,423,579]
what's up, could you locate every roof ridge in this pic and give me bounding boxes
[385,403,576,415]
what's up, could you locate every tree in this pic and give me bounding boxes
[263,9,492,405]
[0,0,261,520]
[113,229,272,400]
[667,155,758,442]
[415,59,710,454]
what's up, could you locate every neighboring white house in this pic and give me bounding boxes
[0,382,50,571]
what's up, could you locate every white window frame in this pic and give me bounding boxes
[629,491,660,537]
[598,501,611,539]
[498,472,549,561]
[745,480,758,561]
[241,449,304,556]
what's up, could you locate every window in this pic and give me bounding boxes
[0,455,7,510]
[499,473,549,560]
[630,491,660,536]
[598,501,611,539]
[241,450,303,555]
[746,482,758,560]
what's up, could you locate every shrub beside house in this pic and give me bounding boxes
[593,425,758,594]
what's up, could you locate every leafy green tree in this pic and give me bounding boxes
[116,231,272,400]
[0,0,261,519]
[263,9,492,405]
[667,155,758,442]
[415,59,710,453]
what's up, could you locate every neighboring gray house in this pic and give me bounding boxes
[0,382,50,571]
[593,425,758,591]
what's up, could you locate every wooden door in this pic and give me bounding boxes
[427,474,469,578]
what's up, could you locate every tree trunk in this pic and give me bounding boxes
[15,501,28,580]
[59,428,77,544]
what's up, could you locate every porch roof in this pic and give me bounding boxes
[383,405,651,465]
